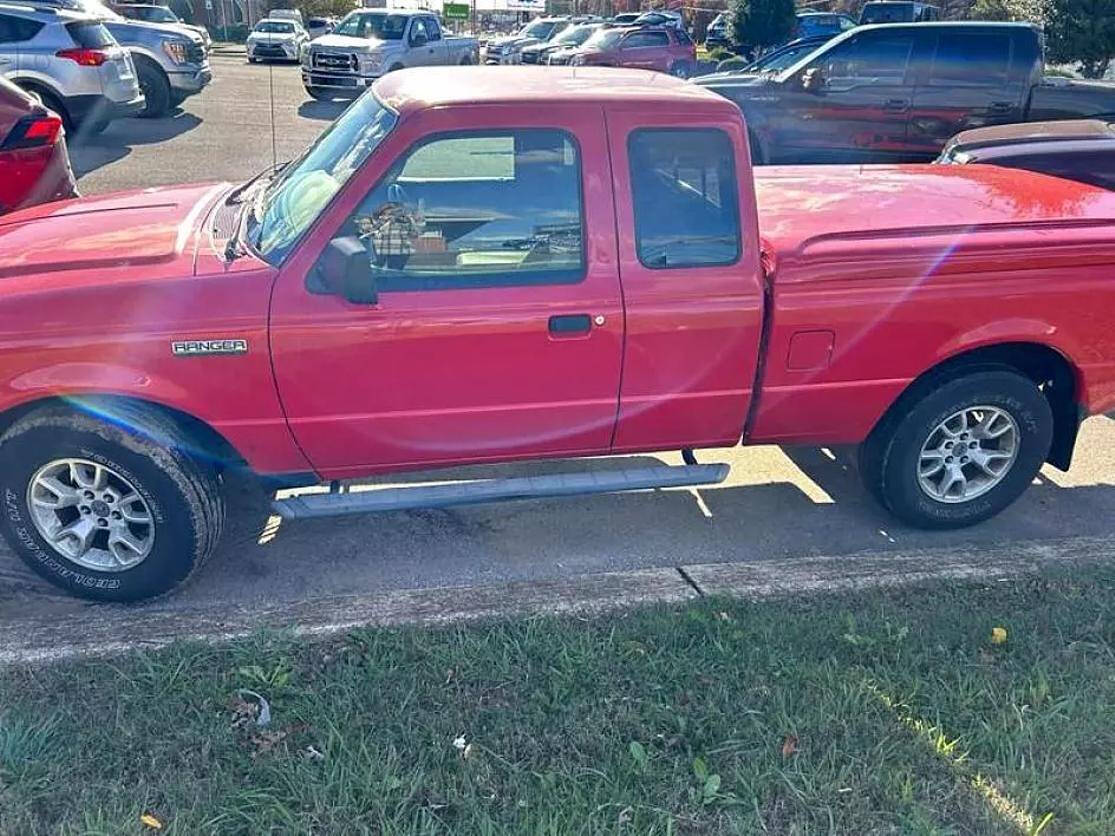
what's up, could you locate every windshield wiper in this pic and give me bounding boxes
[226,161,287,205]
[224,163,286,261]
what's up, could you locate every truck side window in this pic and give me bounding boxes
[930,32,1011,84]
[425,17,442,41]
[817,34,915,85]
[628,129,741,269]
[343,129,585,289]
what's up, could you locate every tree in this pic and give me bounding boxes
[1046,0,1115,78]
[730,0,796,55]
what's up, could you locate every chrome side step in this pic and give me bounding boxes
[272,463,730,520]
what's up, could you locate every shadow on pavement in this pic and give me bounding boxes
[69,110,203,177]
[4,445,1115,611]
[297,99,348,121]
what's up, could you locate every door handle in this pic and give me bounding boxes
[548,314,592,335]
[988,101,1013,114]
[882,98,910,112]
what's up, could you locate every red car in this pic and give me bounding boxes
[0,67,1113,602]
[0,76,77,215]
[569,25,696,77]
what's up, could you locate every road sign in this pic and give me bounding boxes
[443,2,469,19]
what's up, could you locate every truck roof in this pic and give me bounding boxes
[754,163,1115,275]
[374,66,734,115]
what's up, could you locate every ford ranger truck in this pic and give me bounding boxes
[302,8,478,100]
[697,21,1115,164]
[0,67,1112,602]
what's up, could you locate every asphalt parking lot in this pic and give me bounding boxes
[3,54,1115,625]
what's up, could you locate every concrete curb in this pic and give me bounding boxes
[2,535,1113,665]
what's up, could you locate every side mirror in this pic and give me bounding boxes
[801,67,825,92]
[411,31,428,47]
[315,237,378,304]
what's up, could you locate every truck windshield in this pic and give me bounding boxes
[246,94,398,265]
[255,21,294,33]
[553,24,597,46]
[523,20,560,39]
[583,28,623,49]
[333,12,408,40]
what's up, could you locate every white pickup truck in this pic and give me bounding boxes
[302,9,478,100]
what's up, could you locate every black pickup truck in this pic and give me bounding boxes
[696,22,1115,164]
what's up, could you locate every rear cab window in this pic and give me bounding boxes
[930,30,1012,84]
[67,21,116,48]
[627,129,741,269]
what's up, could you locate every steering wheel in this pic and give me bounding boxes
[387,182,412,207]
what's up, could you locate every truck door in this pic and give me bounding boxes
[774,28,923,162]
[907,28,1028,157]
[268,104,625,477]
[604,108,765,451]
[406,17,439,66]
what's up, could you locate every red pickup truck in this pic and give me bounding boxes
[1,67,1113,602]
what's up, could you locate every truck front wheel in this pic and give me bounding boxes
[858,370,1053,529]
[0,406,225,602]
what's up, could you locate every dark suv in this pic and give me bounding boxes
[859,2,939,24]
[697,22,1115,164]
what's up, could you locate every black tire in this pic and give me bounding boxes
[858,370,1053,529]
[305,86,332,101]
[0,405,225,602]
[668,61,692,79]
[136,59,171,118]
[460,54,473,65]
[248,56,258,63]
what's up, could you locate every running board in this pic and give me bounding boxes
[272,463,730,520]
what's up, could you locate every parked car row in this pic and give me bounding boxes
[707,2,936,54]
[0,0,209,132]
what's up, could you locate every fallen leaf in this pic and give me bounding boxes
[452,734,467,750]
[617,806,633,826]
[250,729,288,758]
[991,627,1008,645]
[303,745,325,761]
[236,689,272,726]
[462,743,474,760]
[781,735,798,758]
[140,814,163,830]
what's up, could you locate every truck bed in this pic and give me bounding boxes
[752,163,1115,284]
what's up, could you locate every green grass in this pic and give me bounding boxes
[4,570,1115,834]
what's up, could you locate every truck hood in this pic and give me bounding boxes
[692,70,763,83]
[692,73,773,91]
[105,18,204,44]
[487,35,539,50]
[0,183,227,281]
[310,33,389,51]
[248,31,299,42]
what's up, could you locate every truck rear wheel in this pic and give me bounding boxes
[0,405,225,602]
[858,370,1052,529]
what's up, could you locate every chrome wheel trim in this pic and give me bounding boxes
[917,406,1020,504]
[26,458,155,571]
